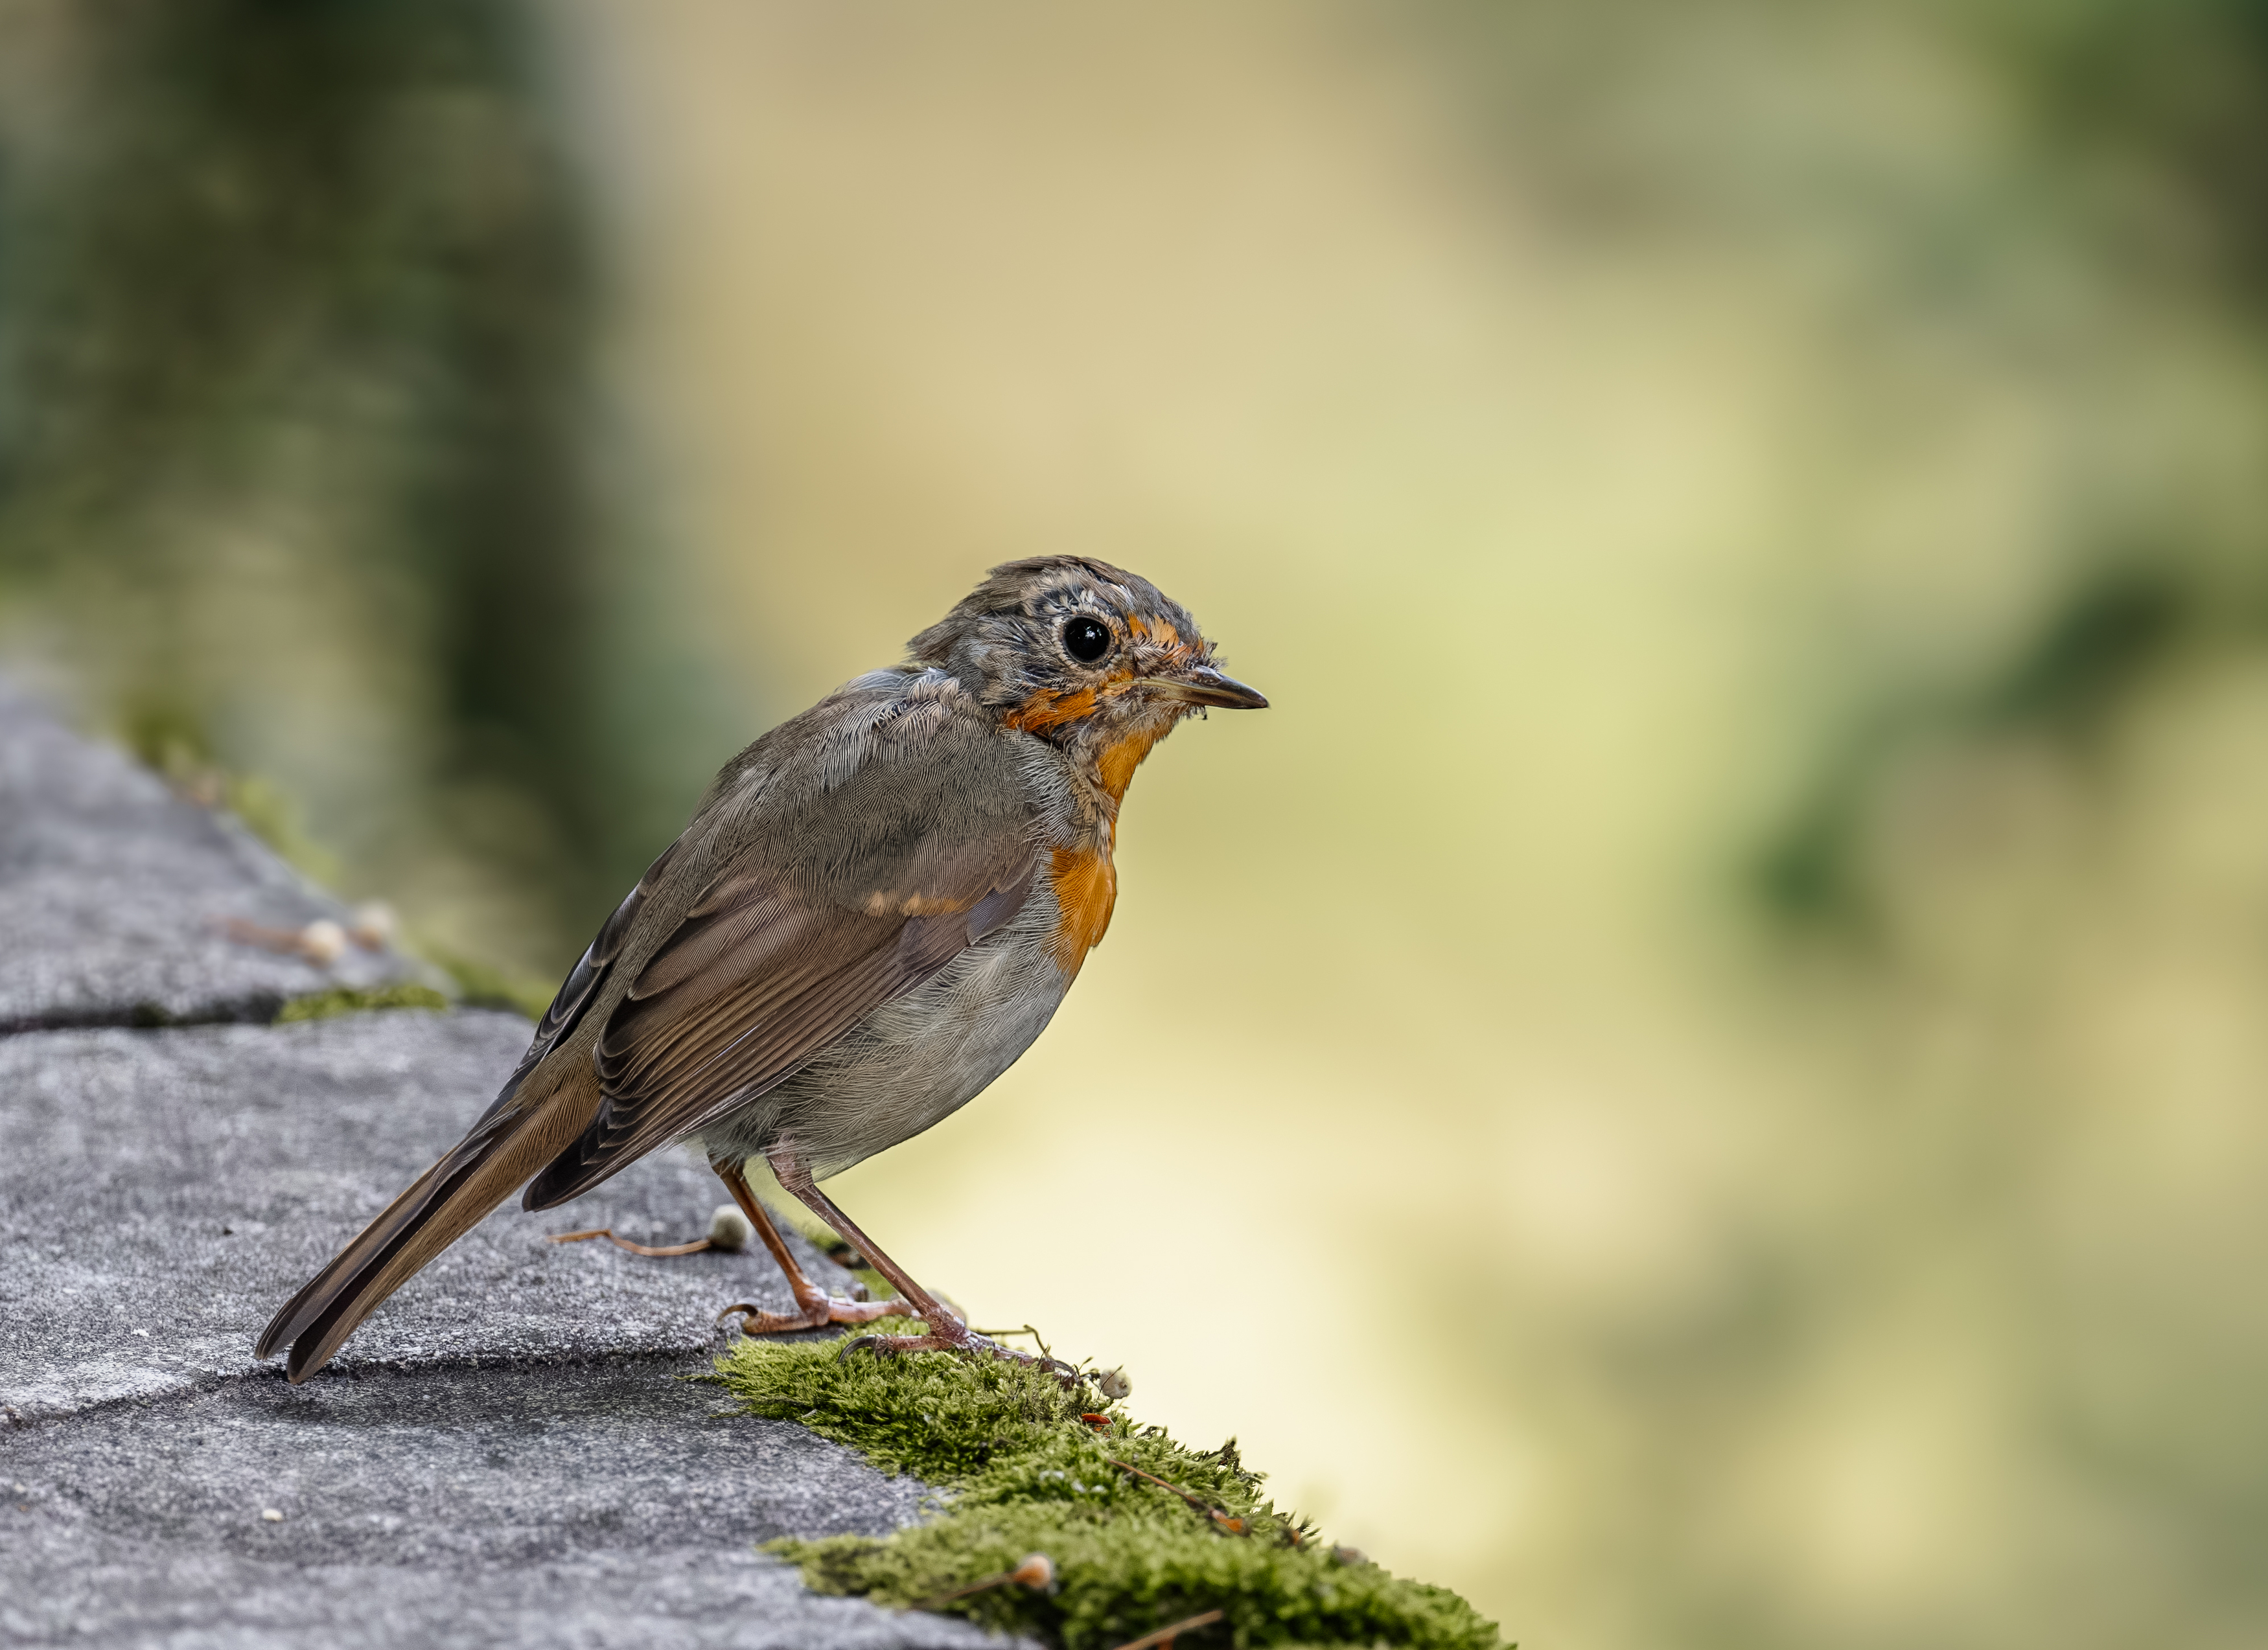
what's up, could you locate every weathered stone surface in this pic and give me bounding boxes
[0,681,425,1033]
[1,1006,1014,1647]
[3,1361,995,1649]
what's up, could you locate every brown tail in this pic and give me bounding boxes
[255,1061,601,1383]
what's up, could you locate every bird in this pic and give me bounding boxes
[257,556,1267,1382]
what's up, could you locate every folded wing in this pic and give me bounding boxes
[522,838,1036,1208]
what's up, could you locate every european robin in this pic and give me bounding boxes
[258,556,1267,1381]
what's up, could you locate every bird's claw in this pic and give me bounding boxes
[717,1294,915,1336]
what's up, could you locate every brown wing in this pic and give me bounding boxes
[521,835,1036,1209]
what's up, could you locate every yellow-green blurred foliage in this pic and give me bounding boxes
[7,3,2268,1645]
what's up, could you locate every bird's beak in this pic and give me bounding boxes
[1148,663,1269,710]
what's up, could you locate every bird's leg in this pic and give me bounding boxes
[709,1156,917,1336]
[767,1147,1061,1370]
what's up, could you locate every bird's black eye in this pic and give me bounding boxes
[1063,616,1112,664]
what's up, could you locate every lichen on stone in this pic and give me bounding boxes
[714,1336,1503,1649]
[275,983,451,1022]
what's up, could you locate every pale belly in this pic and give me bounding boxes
[691,893,1073,1178]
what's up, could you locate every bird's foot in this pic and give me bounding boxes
[717,1292,916,1336]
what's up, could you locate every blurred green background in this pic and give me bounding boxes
[7,2,2268,1644]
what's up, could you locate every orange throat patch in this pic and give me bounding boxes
[1094,722,1169,803]
[1050,724,1177,972]
[1014,696,1179,974]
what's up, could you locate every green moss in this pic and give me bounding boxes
[713,1337,1503,1650]
[276,983,451,1022]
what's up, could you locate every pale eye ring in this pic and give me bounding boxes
[1062,616,1112,664]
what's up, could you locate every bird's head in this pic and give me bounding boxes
[910,556,1267,800]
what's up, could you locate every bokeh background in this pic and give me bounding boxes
[6,3,2268,1645]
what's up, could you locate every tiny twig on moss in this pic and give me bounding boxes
[1101,1458,1250,1535]
[1109,1607,1225,1649]
[971,1322,1054,1360]
[907,1551,1054,1611]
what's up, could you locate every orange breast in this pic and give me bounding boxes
[1047,843,1117,974]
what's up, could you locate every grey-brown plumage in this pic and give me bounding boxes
[258,556,1266,1381]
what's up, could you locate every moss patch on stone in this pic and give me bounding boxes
[714,1337,1503,1649]
[276,983,451,1022]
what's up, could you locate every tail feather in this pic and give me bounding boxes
[255,1153,459,1358]
[257,1062,601,1383]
